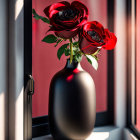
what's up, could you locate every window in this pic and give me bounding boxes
[127,0,140,138]
[24,0,115,138]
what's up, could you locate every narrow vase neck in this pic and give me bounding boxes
[65,59,82,70]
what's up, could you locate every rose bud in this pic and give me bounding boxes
[44,1,89,39]
[79,21,117,54]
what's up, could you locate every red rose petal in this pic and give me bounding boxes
[55,27,79,39]
[83,21,104,36]
[76,18,87,27]
[44,1,89,39]
[49,10,59,19]
[102,32,117,50]
[50,18,66,30]
[79,21,117,53]
[44,5,51,17]
[71,0,89,18]
[44,2,69,18]
[59,1,70,7]
[50,14,78,31]
[49,3,67,12]
[79,36,98,54]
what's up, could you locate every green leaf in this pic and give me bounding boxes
[93,55,99,61]
[86,56,92,64]
[86,55,98,70]
[64,48,70,56]
[74,54,82,63]
[57,43,69,60]
[73,47,79,51]
[32,9,50,24]
[73,41,79,47]
[42,34,58,43]
[54,39,63,47]
[73,47,80,54]
[41,17,50,23]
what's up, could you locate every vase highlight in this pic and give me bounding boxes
[49,59,96,140]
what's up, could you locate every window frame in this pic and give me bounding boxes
[24,0,115,138]
[127,0,140,139]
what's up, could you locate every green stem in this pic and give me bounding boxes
[69,38,73,64]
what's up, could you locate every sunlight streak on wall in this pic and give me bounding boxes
[15,0,23,20]
[9,0,24,139]
[15,88,24,140]
[86,132,109,140]
[114,0,127,127]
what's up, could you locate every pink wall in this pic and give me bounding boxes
[32,0,107,117]
[136,0,140,131]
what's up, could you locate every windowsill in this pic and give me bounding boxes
[32,126,139,140]
[123,128,139,140]
[32,126,122,140]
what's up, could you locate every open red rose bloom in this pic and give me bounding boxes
[79,21,117,54]
[44,1,89,39]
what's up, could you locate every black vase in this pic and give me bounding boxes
[49,59,96,140]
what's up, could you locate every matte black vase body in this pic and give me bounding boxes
[49,60,96,140]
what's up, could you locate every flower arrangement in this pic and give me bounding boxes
[32,0,117,70]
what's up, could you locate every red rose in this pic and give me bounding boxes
[79,21,117,54]
[102,29,117,50]
[44,1,88,39]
